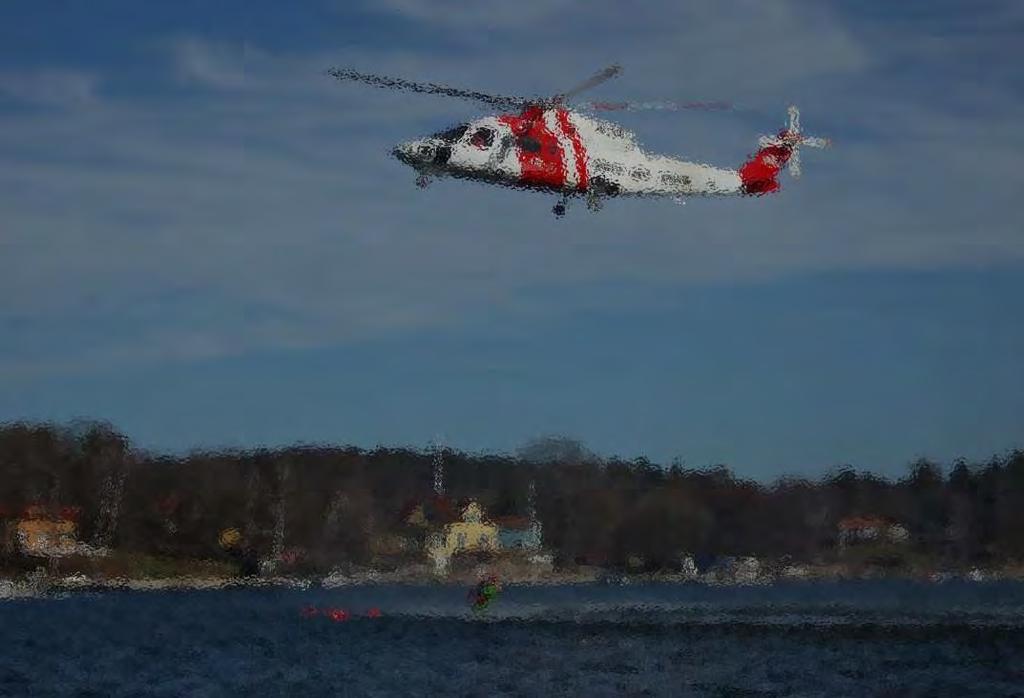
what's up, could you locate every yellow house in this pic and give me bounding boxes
[16,514,78,558]
[427,501,498,572]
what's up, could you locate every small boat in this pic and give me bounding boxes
[469,576,501,612]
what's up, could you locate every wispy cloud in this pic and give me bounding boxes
[353,0,573,30]
[169,36,266,91]
[0,69,98,107]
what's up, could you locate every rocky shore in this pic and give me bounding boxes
[4,560,1023,598]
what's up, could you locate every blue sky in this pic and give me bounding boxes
[1,1,1021,480]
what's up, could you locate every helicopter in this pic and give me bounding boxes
[326,65,830,217]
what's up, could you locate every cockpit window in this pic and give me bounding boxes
[431,124,468,142]
[470,127,495,149]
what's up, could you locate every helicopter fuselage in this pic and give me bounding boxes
[331,64,827,213]
[392,106,743,200]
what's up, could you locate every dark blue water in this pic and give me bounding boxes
[3,581,1024,696]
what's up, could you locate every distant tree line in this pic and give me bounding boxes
[1,421,1023,573]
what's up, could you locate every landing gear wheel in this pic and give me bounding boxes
[552,202,566,217]
[586,193,603,212]
[415,174,431,189]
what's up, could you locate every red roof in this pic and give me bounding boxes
[493,516,531,530]
[155,494,180,516]
[398,499,421,521]
[429,496,460,524]
[59,506,82,521]
[21,504,82,521]
[838,516,889,531]
[399,495,460,525]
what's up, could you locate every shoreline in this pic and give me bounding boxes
[4,564,1022,596]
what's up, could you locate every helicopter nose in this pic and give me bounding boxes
[392,140,432,166]
[392,142,414,165]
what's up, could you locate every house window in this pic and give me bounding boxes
[470,127,495,149]
[455,531,467,550]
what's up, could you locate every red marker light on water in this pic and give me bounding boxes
[301,605,377,621]
[327,608,349,622]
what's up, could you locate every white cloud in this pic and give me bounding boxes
[170,36,262,90]
[354,0,573,30]
[0,69,98,107]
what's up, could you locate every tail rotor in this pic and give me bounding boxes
[759,105,830,179]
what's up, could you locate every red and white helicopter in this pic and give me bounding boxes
[328,65,830,217]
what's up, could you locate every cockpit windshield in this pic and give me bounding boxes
[431,124,469,142]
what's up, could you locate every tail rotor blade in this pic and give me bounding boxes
[777,106,828,178]
[789,147,801,178]
[800,136,830,149]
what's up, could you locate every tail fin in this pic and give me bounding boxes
[738,137,792,195]
[739,106,829,195]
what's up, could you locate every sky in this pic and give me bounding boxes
[1,0,1022,480]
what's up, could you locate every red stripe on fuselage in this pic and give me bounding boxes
[498,107,567,190]
[556,108,588,192]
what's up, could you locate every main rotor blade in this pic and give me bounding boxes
[555,64,623,102]
[326,67,528,110]
[579,100,733,112]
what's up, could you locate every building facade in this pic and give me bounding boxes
[426,501,499,573]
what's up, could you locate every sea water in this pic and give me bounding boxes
[2,580,1023,696]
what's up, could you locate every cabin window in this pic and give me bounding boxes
[631,167,650,181]
[496,135,513,159]
[432,124,468,142]
[661,173,691,186]
[595,122,627,138]
[517,135,541,153]
[593,159,624,175]
[470,127,495,149]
